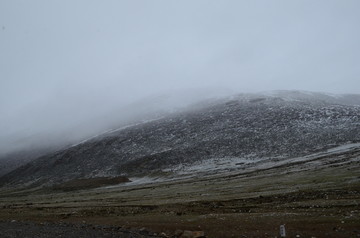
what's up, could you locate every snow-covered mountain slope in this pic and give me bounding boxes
[0,88,231,176]
[262,90,360,105]
[1,91,360,187]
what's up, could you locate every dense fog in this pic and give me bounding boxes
[1,0,360,155]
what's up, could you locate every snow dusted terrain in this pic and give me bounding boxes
[0,91,360,188]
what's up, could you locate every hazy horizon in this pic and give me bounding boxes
[1,1,360,155]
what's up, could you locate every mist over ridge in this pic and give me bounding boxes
[0,87,234,156]
[1,1,360,156]
[1,89,360,159]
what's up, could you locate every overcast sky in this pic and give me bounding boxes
[1,0,360,154]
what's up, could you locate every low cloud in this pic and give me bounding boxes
[0,0,359,155]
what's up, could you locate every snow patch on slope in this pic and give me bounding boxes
[164,143,360,178]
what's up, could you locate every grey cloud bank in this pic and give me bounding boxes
[0,0,360,155]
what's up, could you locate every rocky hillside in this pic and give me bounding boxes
[1,91,360,187]
[0,147,57,177]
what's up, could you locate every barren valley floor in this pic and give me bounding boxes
[1,148,359,238]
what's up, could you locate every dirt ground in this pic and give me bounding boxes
[1,153,359,238]
[1,184,359,237]
[0,221,163,238]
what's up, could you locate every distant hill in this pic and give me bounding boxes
[0,147,57,177]
[1,90,360,188]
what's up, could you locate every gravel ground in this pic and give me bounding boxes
[0,221,163,238]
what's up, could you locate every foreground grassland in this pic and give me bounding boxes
[0,149,359,238]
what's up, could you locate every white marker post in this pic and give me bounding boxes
[280,224,286,237]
